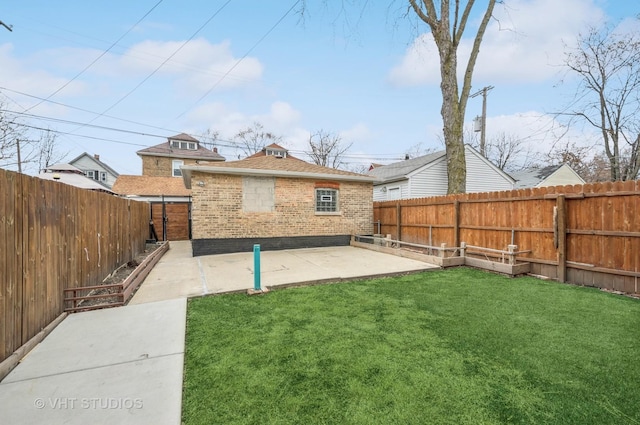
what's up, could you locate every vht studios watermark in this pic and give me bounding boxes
[34,397,143,410]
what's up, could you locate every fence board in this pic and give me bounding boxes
[374,181,640,293]
[0,169,150,364]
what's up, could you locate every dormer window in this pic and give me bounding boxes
[265,148,286,158]
[170,140,197,150]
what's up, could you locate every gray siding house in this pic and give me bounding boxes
[69,153,120,189]
[369,145,515,201]
[510,164,585,188]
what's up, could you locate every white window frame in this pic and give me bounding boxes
[315,188,339,213]
[99,171,107,182]
[86,170,96,179]
[172,160,184,177]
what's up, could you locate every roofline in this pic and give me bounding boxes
[69,152,120,177]
[136,151,225,161]
[181,165,379,188]
[463,144,516,184]
[545,163,586,185]
[373,177,408,185]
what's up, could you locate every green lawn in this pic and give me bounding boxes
[182,267,640,425]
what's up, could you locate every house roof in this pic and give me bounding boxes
[510,164,584,188]
[68,152,120,177]
[182,155,379,188]
[112,175,191,196]
[367,150,446,182]
[168,133,200,142]
[368,145,516,187]
[37,168,114,193]
[137,135,225,161]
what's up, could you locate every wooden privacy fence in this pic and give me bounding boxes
[374,180,640,294]
[0,169,150,365]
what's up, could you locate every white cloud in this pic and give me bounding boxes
[339,122,372,144]
[119,38,263,93]
[388,0,605,87]
[0,43,87,107]
[479,110,597,156]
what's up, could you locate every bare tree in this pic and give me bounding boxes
[407,0,498,193]
[33,129,68,173]
[404,141,438,159]
[561,23,640,181]
[233,122,283,157]
[301,1,498,192]
[0,106,67,174]
[307,130,352,169]
[0,103,25,169]
[546,141,609,183]
[198,128,220,151]
[469,131,536,172]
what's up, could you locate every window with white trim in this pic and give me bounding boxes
[172,160,184,177]
[170,140,198,150]
[315,188,338,212]
[99,172,107,182]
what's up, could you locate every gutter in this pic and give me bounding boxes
[181,165,380,188]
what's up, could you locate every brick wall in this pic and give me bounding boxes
[141,156,199,177]
[191,172,373,239]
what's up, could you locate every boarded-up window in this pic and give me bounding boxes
[242,177,275,212]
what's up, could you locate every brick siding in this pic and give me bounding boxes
[141,156,199,177]
[190,172,373,239]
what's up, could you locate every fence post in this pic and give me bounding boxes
[507,244,517,265]
[460,242,466,258]
[396,202,402,242]
[556,195,567,283]
[440,243,447,258]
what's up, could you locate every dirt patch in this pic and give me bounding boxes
[75,243,162,309]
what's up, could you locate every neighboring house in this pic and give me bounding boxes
[37,163,114,194]
[69,152,120,188]
[136,133,225,177]
[369,145,515,201]
[510,164,586,189]
[181,146,377,256]
[112,175,192,241]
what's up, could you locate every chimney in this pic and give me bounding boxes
[404,154,410,160]
[212,147,218,153]
[94,154,100,161]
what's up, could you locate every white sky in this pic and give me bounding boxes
[0,0,637,175]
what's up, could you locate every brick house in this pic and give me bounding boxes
[136,133,225,177]
[181,145,377,256]
[112,133,225,241]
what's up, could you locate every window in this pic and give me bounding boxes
[315,188,338,213]
[99,172,107,182]
[170,140,197,150]
[266,149,286,158]
[86,170,96,179]
[172,160,184,177]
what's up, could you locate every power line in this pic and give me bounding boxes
[71,0,233,132]
[24,0,164,114]
[176,0,301,119]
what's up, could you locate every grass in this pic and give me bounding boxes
[182,267,640,425]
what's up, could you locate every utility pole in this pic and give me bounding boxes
[470,85,494,156]
[16,139,22,173]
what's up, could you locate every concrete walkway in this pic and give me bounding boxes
[0,242,437,424]
[0,298,185,425]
